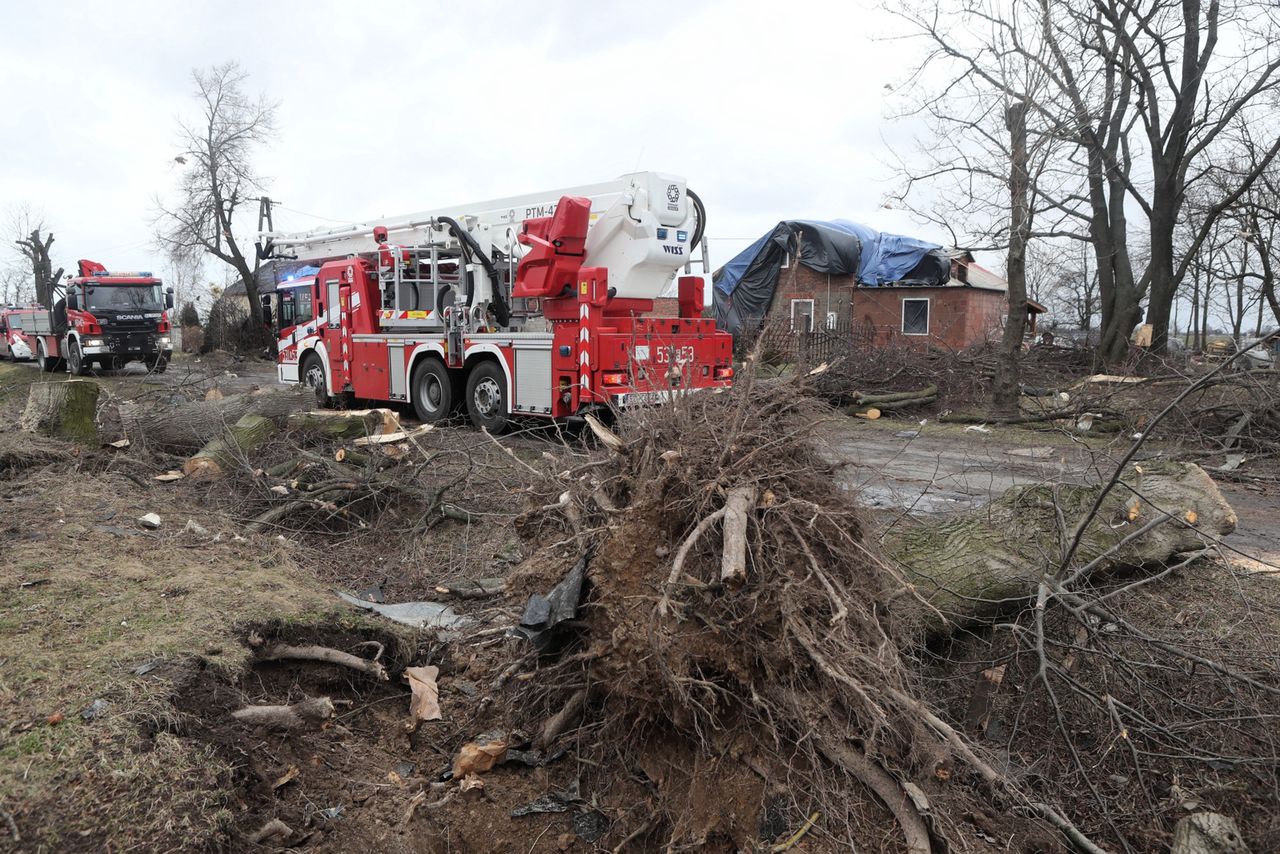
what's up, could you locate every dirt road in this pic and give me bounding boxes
[820,416,1280,573]
[8,352,279,395]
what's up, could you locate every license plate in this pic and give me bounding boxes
[610,388,707,407]
[610,390,672,407]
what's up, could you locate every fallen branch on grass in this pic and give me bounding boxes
[247,633,389,680]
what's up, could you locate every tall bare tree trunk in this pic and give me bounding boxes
[993,100,1030,414]
[15,228,64,308]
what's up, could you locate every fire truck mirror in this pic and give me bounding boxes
[165,287,175,309]
[66,292,79,311]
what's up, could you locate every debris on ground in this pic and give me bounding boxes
[3,353,1278,853]
[335,591,473,629]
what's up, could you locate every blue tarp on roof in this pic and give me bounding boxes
[712,219,948,333]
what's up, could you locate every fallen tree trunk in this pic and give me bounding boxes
[845,395,936,416]
[884,461,1236,636]
[853,384,938,406]
[182,414,277,481]
[117,387,313,453]
[286,408,399,440]
[22,380,100,445]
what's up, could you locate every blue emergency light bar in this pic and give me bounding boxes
[92,271,154,278]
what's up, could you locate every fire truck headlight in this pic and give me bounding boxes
[83,338,105,348]
[158,336,172,348]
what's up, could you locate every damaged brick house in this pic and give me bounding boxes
[712,220,1043,350]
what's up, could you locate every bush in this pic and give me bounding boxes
[203,297,256,353]
[178,301,200,328]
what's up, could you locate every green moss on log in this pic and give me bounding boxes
[21,380,100,445]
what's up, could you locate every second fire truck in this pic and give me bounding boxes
[4,261,174,374]
[258,172,733,432]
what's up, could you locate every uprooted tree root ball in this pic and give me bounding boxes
[494,374,1032,852]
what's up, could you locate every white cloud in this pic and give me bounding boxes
[1,0,964,284]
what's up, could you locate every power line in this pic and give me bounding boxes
[272,204,362,226]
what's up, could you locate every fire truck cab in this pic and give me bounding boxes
[12,261,177,374]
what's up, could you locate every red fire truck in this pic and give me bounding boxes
[257,172,733,432]
[6,261,175,374]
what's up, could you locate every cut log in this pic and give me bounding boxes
[286,408,397,441]
[854,385,939,406]
[1171,812,1250,854]
[884,461,1236,636]
[182,414,277,481]
[231,697,334,730]
[22,380,100,445]
[116,386,313,453]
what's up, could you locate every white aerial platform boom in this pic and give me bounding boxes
[259,171,707,304]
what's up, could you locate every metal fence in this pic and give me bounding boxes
[753,319,878,365]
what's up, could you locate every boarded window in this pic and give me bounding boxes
[902,298,929,335]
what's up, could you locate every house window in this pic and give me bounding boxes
[790,299,815,332]
[901,298,929,335]
[780,252,791,269]
[826,311,838,330]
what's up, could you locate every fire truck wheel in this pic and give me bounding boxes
[37,340,60,373]
[410,358,453,423]
[67,340,92,376]
[466,361,510,434]
[300,354,329,406]
[145,353,169,374]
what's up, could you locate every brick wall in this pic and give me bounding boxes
[716,261,1010,349]
[767,265,854,331]
[850,286,1006,350]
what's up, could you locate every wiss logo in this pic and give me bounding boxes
[665,183,680,212]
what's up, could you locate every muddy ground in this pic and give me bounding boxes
[1,355,1277,852]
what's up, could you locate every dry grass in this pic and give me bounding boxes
[0,364,393,852]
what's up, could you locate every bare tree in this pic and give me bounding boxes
[892,2,1071,411]
[994,98,1032,412]
[10,206,64,307]
[898,0,1280,366]
[0,267,31,306]
[155,62,276,348]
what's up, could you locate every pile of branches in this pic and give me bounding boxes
[811,339,993,413]
[193,422,481,539]
[497,371,1026,851]
[1141,369,1280,457]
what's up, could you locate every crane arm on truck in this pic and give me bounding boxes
[255,171,731,434]
[257,171,708,309]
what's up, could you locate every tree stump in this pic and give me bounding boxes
[183,414,277,480]
[21,380,100,445]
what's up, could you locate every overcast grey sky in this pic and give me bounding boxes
[1,0,963,296]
